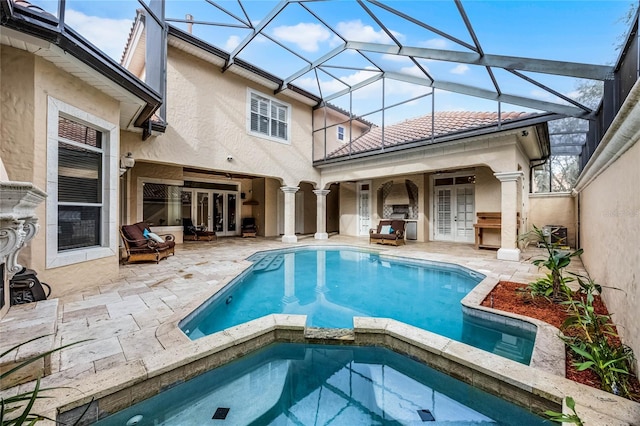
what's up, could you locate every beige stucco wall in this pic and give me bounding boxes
[121,47,319,189]
[339,182,358,236]
[1,47,122,296]
[326,183,340,233]
[312,107,371,161]
[319,133,521,189]
[528,194,576,248]
[578,140,639,370]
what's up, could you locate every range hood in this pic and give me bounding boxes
[385,183,410,205]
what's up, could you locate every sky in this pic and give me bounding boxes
[30,0,636,123]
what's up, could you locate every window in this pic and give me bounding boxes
[142,182,182,226]
[47,97,118,267]
[57,117,103,251]
[337,125,345,142]
[248,90,290,143]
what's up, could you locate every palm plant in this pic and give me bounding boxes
[524,225,583,302]
[1,335,89,425]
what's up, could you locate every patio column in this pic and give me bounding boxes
[281,186,299,243]
[313,189,330,240]
[494,171,523,261]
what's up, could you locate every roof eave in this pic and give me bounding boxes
[0,0,162,130]
[315,112,558,166]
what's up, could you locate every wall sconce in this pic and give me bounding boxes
[120,152,135,176]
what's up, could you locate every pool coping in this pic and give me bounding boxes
[42,246,640,424]
[51,315,640,425]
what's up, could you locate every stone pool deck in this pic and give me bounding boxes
[1,235,639,425]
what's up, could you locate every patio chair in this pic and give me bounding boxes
[370,219,406,246]
[120,222,175,264]
[241,217,258,238]
[183,218,217,241]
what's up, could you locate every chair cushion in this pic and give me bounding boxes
[147,232,165,243]
[380,225,391,234]
[122,224,146,247]
[390,220,406,231]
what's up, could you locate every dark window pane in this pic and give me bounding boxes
[435,178,454,186]
[143,183,182,226]
[58,143,102,203]
[455,176,474,185]
[58,205,101,250]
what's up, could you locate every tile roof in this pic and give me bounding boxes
[327,111,537,159]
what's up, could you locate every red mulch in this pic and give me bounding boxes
[481,281,639,401]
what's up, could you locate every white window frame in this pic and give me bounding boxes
[247,88,291,144]
[46,97,119,268]
[337,125,345,142]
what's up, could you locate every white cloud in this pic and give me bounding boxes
[225,35,241,52]
[420,38,448,49]
[334,20,403,44]
[381,54,413,64]
[530,89,552,100]
[296,68,380,96]
[273,23,330,52]
[450,64,469,75]
[64,9,132,62]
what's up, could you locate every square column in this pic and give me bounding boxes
[281,186,299,243]
[313,189,330,240]
[494,171,523,261]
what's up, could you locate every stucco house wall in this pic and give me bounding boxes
[1,47,122,296]
[578,140,639,371]
[312,107,371,161]
[528,194,576,248]
[121,47,320,189]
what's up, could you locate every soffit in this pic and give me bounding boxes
[2,26,147,130]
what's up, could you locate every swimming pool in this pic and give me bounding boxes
[181,247,535,364]
[93,343,549,425]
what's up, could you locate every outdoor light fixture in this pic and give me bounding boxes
[521,130,529,137]
[120,152,135,176]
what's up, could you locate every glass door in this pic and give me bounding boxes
[214,192,239,236]
[357,181,371,236]
[433,178,475,243]
[435,188,453,241]
[196,192,211,230]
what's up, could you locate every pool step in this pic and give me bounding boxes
[252,254,284,272]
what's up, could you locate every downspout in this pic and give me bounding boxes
[529,158,548,193]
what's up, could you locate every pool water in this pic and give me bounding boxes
[94,343,549,425]
[181,247,535,364]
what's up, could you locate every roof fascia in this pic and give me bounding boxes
[314,113,559,166]
[167,25,320,102]
[1,1,161,129]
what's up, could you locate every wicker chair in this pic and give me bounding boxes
[369,219,406,246]
[120,222,175,264]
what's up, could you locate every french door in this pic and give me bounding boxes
[183,189,239,237]
[434,185,475,243]
[357,181,371,236]
[213,192,238,237]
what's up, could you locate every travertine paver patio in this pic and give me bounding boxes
[1,235,588,417]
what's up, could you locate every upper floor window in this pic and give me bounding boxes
[248,90,290,143]
[337,125,345,142]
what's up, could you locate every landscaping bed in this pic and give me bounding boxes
[482,280,640,401]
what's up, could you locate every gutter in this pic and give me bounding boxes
[0,0,162,130]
